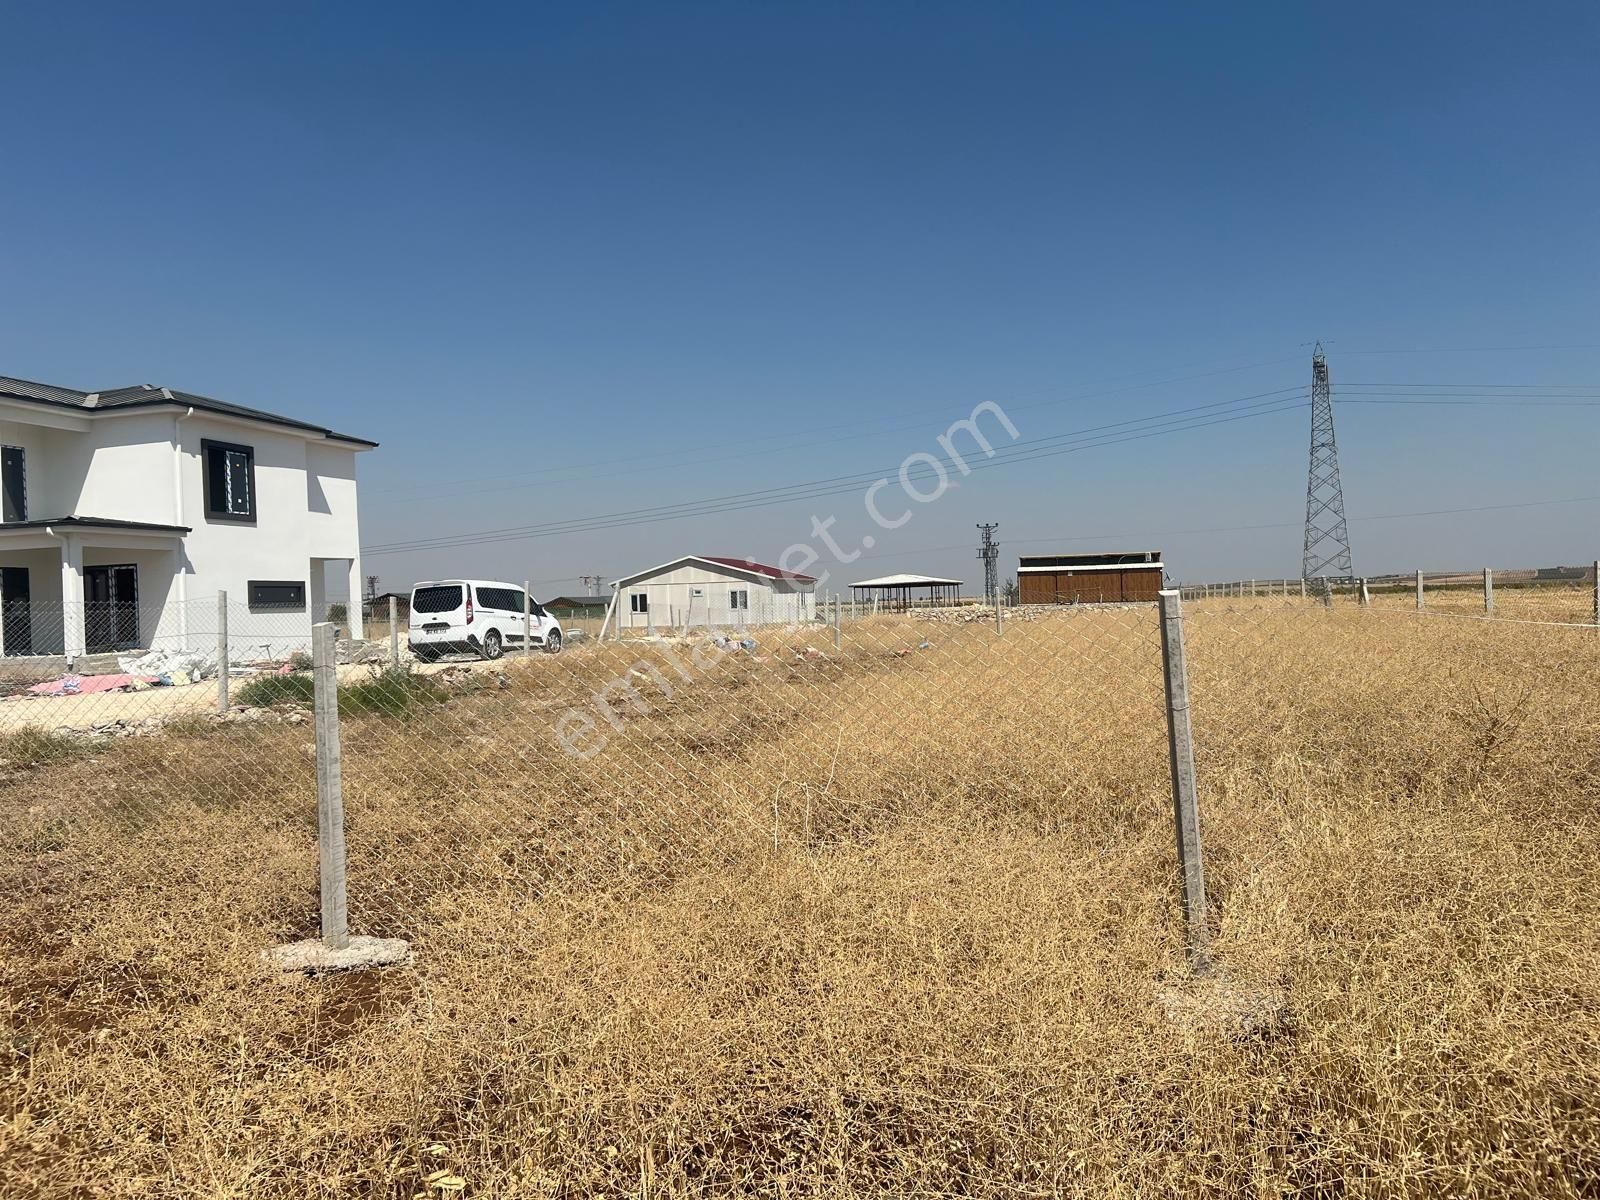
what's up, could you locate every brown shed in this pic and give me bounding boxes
[1018,551,1164,605]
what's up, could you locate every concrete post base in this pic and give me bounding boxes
[1156,973,1288,1038]
[266,935,411,974]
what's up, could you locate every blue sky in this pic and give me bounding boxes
[4,2,1597,595]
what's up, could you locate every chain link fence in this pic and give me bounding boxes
[6,585,1600,1193]
[6,595,1175,940]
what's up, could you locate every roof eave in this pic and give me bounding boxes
[0,389,378,448]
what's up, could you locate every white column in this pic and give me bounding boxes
[309,559,328,628]
[345,557,365,639]
[60,535,86,658]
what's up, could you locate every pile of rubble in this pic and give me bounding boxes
[909,604,1149,625]
[427,664,510,693]
[907,605,1024,625]
[51,705,310,741]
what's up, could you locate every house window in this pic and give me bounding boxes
[248,580,306,611]
[630,593,649,614]
[729,589,749,610]
[203,439,256,522]
[2,447,25,523]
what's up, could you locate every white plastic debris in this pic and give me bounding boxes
[117,647,219,681]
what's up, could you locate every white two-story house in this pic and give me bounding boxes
[0,374,375,662]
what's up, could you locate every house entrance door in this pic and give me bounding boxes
[85,564,139,653]
[1,567,31,656]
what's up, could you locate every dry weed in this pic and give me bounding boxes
[2,605,1598,1196]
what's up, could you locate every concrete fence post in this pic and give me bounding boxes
[312,622,350,950]
[1360,578,1371,607]
[1484,567,1494,615]
[995,597,1004,635]
[1157,590,1211,973]
[389,595,400,668]
[833,594,841,650]
[216,590,229,714]
[522,580,532,658]
[1593,560,1599,627]
[1299,578,1306,600]
[1416,569,1425,611]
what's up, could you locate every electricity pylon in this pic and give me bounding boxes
[1301,343,1354,583]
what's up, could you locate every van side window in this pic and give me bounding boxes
[477,587,524,612]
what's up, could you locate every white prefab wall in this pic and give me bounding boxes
[616,561,816,630]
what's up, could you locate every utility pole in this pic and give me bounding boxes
[976,523,1000,607]
[1301,343,1355,588]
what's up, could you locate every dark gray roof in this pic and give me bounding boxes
[0,516,191,534]
[0,374,377,448]
[546,595,610,607]
[0,376,89,406]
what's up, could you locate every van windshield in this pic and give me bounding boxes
[412,585,464,614]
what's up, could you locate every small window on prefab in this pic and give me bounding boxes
[630,592,649,614]
[476,586,525,613]
[203,440,256,521]
[248,580,306,611]
[729,589,749,610]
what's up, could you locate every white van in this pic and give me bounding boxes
[408,580,563,662]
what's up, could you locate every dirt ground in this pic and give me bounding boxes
[3,605,1598,1196]
[0,650,524,734]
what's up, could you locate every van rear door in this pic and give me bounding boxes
[411,583,465,630]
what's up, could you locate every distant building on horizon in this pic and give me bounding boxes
[1018,550,1163,605]
[604,555,817,633]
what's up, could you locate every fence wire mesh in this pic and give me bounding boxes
[6,598,1171,940]
[6,589,1600,1195]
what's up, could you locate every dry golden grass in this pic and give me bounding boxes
[1366,581,1595,625]
[2,605,1599,1197]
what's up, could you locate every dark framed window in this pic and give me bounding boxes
[248,580,306,611]
[630,592,649,614]
[729,589,749,610]
[203,439,256,522]
[412,585,463,613]
[2,446,25,523]
[476,586,527,613]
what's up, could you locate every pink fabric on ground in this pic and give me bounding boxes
[26,674,157,696]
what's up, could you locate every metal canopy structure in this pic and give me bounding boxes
[848,573,964,609]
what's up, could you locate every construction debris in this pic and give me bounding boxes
[119,648,219,680]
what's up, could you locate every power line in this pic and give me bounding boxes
[363,387,1306,552]
[1338,343,1600,356]
[361,390,1310,556]
[1342,381,1600,389]
[913,493,1600,554]
[369,351,1309,501]
[1340,397,1600,407]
